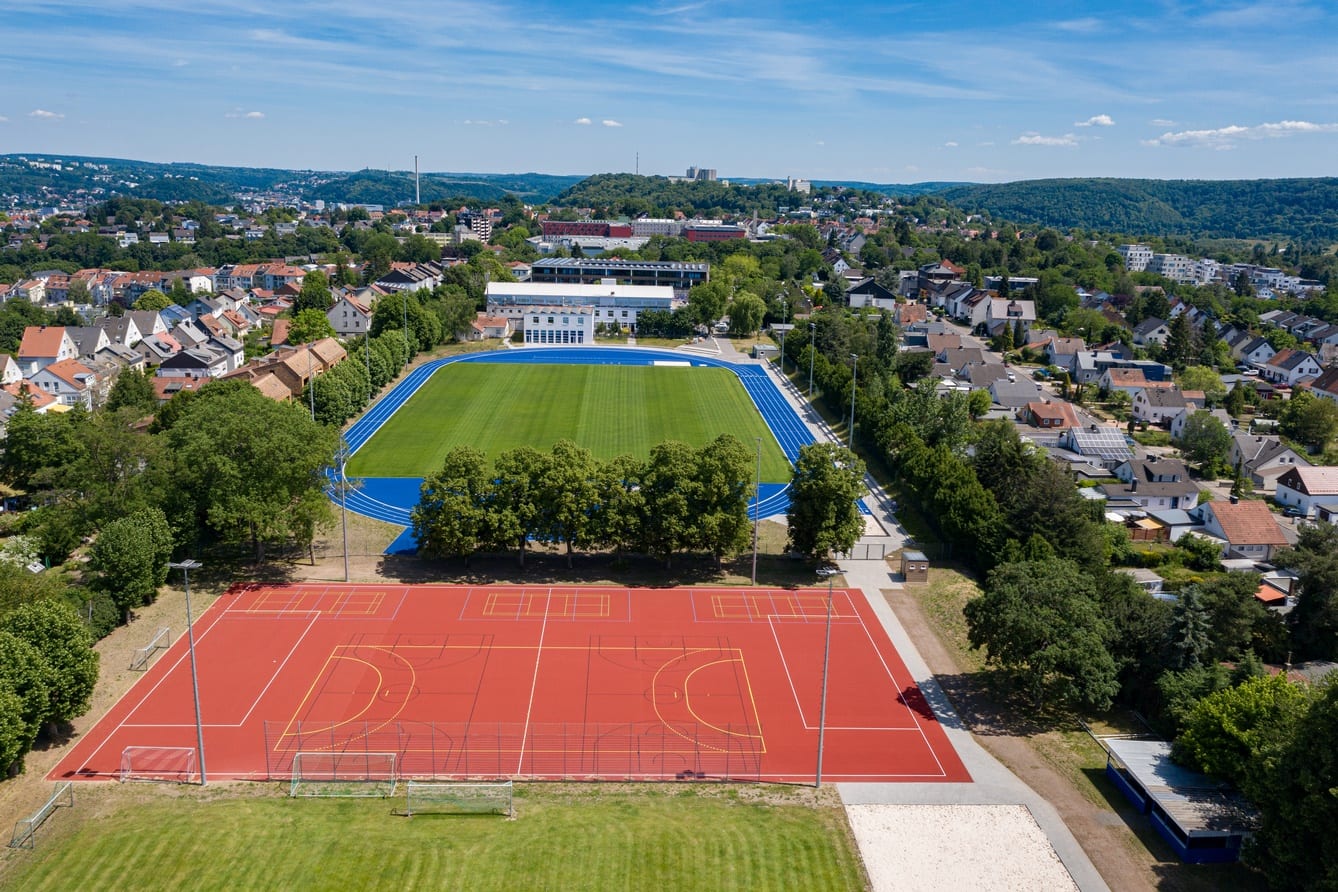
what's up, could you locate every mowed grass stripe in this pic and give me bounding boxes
[347,364,791,481]
[5,791,866,891]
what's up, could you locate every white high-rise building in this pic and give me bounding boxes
[1117,244,1153,272]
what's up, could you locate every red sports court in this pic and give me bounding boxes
[53,584,968,784]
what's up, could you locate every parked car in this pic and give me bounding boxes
[1284,506,1305,518]
[816,562,841,578]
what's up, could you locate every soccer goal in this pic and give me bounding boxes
[402,780,513,817]
[120,746,199,784]
[289,752,397,798]
[129,627,172,671]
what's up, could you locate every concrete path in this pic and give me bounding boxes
[744,353,1108,890]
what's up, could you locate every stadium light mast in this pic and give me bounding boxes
[815,577,833,788]
[848,354,858,449]
[168,559,206,786]
[807,323,815,397]
[779,328,786,375]
[337,438,351,583]
[751,436,762,585]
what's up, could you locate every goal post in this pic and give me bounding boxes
[289,752,397,798]
[403,780,513,817]
[129,627,172,671]
[120,746,199,784]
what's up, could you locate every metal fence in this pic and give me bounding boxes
[264,720,762,782]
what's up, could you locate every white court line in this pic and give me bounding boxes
[238,613,320,725]
[515,588,551,774]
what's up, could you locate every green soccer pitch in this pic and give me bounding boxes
[345,363,792,481]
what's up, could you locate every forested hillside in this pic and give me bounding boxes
[938,177,1338,243]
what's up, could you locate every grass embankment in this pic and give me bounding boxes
[1,784,866,892]
[347,364,790,481]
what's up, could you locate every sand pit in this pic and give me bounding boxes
[845,803,1079,891]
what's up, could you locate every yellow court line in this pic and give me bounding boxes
[277,646,415,747]
[682,659,765,742]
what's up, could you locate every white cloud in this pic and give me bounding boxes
[29,109,63,119]
[904,164,920,173]
[1054,17,1102,33]
[1012,132,1078,147]
[225,109,265,119]
[0,116,8,123]
[1075,114,1114,127]
[1150,118,1176,127]
[462,119,508,126]
[1144,119,1338,148]
[574,117,592,125]
[172,58,189,68]
[245,111,265,119]
[944,141,958,147]
[601,119,622,127]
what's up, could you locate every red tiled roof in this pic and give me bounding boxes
[3,381,56,408]
[1209,500,1287,546]
[38,358,94,389]
[18,325,68,359]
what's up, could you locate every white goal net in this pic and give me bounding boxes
[402,780,514,817]
[289,752,397,798]
[120,747,199,784]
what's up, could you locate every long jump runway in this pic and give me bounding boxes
[53,584,968,784]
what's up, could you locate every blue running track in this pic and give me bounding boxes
[332,346,825,554]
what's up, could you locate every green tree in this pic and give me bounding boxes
[1248,678,1338,890]
[786,443,866,560]
[1163,313,1196,369]
[1,600,98,725]
[640,441,699,568]
[486,447,549,567]
[593,454,644,554]
[0,685,27,776]
[1179,365,1227,406]
[133,288,173,311]
[293,270,333,313]
[89,508,175,620]
[691,434,754,563]
[286,308,337,345]
[1177,410,1232,473]
[0,630,54,768]
[536,440,600,568]
[1169,585,1214,669]
[162,382,337,560]
[1279,390,1338,453]
[1275,523,1338,660]
[412,446,489,564]
[964,557,1119,710]
[1174,674,1310,795]
[728,292,767,337]
[105,368,158,415]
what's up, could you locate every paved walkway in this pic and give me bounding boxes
[740,352,1108,891]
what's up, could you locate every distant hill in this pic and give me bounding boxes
[936,177,1338,243]
[0,154,581,207]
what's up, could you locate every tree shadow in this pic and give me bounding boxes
[927,669,1082,737]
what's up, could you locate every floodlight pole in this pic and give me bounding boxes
[402,293,409,370]
[308,347,315,422]
[168,559,206,785]
[816,577,833,788]
[849,354,859,449]
[751,436,762,585]
[338,437,351,583]
[779,329,787,375]
[808,323,815,397]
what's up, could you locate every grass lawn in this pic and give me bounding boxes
[347,363,791,481]
[2,784,865,892]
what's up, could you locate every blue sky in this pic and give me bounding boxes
[3,0,1338,183]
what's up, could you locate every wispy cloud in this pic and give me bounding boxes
[29,108,63,119]
[1144,119,1338,148]
[172,58,189,67]
[1075,114,1114,127]
[462,119,508,126]
[601,119,622,127]
[1150,118,1176,127]
[574,117,591,125]
[0,116,8,123]
[1054,18,1102,33]
[225,109,265,119]
[944,141,958,147]
[1013,132,1078,147]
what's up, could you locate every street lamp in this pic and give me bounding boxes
[168,559,206,785]
[751,436,762,585]
[402,293,410,370]
[807,323,815,398]
[337,438,351,583]
[848,354,859,449]
[815,577,834,788]
[779,328,787,375]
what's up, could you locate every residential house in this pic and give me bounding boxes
[1273,467,1338,519]
[1044,337,1086,371]
[65,325,112,360]
[1194,498,1287,561]
[988,378,1043,409]
[1229,432,1310,489]
[156,346,230,380]
[1133,387,1202,427]
[30,358,97,408]
[134,331,182,365]
[1309,367,1338,405]
[1261,348,1323,387]
[374,261,444,293]
[1100,457,1201,510]
[893,303,927,326]
[17,326,78,376]
[1023,399,1081,429]
[126,310,168,341]
[221,338,347,401]
[1233,336,1276,367]
[468,314,513,341]
[99,315,143,349]
[0,356,21,386]
[1101,367,1155,395]
[845,278,898,311]
[1057,425,1135,469]
[1133,317,1170,346]
[327,293,374,338]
